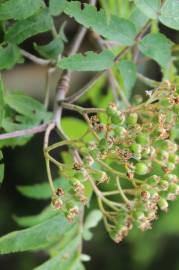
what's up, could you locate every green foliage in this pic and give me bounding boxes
[49,0,66,16]
[0,214,75,254]
[139,33,172,67]
[5,10,53,44]
[0,0,43,20]
[159,0,179,30]
[134,0,161,19]
[17,179,60,199]
[118,60,137,100]
[34,37,64,59]
[0,44,23,70]
[64,1,137,45]
[59,50,115,71]
[0,0,179,269]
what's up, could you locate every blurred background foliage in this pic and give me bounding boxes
[0,0,179,269]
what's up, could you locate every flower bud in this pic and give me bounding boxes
[159,180,169,191]
[114,127,127,138]
[52,197,63,210]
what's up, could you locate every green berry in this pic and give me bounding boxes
[135,162,148,175]
[111,111,125,125]
[136,133,149,145]
[158,198,168,212]
[106,103,117,117]
[114,127,127,138]
[168,153,178,163]
[130,143,142,154]
[126,113,138,126]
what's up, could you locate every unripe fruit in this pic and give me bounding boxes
[106,103,117,117]
[158,198,168,212]
[130,143,142,154]
[159,180,169,191]
[114,127,127,138]
[136,133,149,145]
[168,153,178,163]
[126,113,138,126]
[135,162,148,175]
[111,111,125,125]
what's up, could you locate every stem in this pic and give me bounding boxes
[137,73,160,88]
[116,176,130,204]
[0,123,48,140]
[20,49,51,66]
[83,113,100,141]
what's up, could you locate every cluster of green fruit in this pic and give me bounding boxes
[52,81,179,242]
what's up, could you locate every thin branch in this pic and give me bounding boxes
[20,49,51,66]
[65,71,105,103]
[137,73,160,88]
[0,123,48,140]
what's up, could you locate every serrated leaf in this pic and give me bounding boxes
[13,207,58,227]
[59,50,115,71]
[34,237,80,270]
[17,179,61,199]
[34,37,64,59]
[49,0,66,16]
[5,10,53,45]
[134,0,160,19]
[0,214,75,254]
[5,92,46,121]
[139,33,172,67]
[64,1,137,45]
[0,44,23,70]
[159,0,179,30]
[0,0,43,20]
[118,60,137,100]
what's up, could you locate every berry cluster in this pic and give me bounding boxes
[51,81,179,242]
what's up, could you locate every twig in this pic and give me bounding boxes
[0,123,48,140]
[65,71,105,103]
[20,49,51,66]
[137,73,160,88]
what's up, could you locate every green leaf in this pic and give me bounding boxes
[159,0,179,30]
[34,239,80,270]
[5,10,53,45]
[0,0,43,20]
[13,207,58,227]
[0,44,23,70]
[64,1,137,45]
[139,33,172,67]
[0,164,4,184]
[17,179,61,199]
[59,50,115,71]
[61,117,89,139]
[5,92,46,121]
[83,210,102,241]
[34,37,64,59]
[0,214,75,254]
[134,0,161,19]
[118,60,137,100]
[49,0,66,16]
[129,7,148,32]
